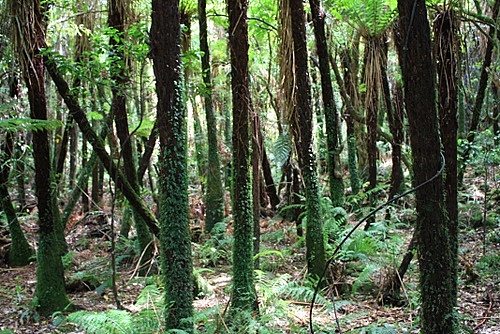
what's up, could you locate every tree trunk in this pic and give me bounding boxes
[397,0,455,332]
[309,0,344,208]
[337,43,361,196]
[387,81,404,199]
[434,8,459,307]
[289,0,326,279]
[199,0,225,233]
[261,144,280,211]
[227,0,256,314]
[151,0,193,330]
[364,37,381,191]
[10,0,71,313]
[108,0,153,275]
[0,132,34,267]
[252,110,262,269]
[460,0,499,175]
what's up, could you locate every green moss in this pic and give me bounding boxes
[303,165,326,280]
[35,232,71,315]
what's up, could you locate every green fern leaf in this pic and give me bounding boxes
[273,132,291,167]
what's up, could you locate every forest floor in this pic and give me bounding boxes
[0,173,499,333]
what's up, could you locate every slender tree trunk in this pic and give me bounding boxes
[338,44,361,196]
[309,0,344,208]
[364,37,381,191]
[460,0,499,175]
[252,110,262,269]
[199,0,225,233]
[151,0,193,330]
[262,142,279,211]
[289,0,326,279]
[397,1,455,332]
[108,0,153,275]
[387,81,404,199]
[434,8,459,307]
[81,135,90,213]
[227,0,256,315]
[0,133,34,267]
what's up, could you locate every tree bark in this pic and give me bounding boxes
[309,0,344,208]
[108,0,153,275]
[10,0,71,312]
[460,0,499,173]
[199,0,225,233]
[227,0,257,314]
[397,0,455,332]
[151,0,193,330]
[0,132,34,267]
[434,8,459,306]
[289,0,326,279]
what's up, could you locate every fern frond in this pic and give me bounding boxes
[136,284,163,307]
[0,118,63,132]
[67,310,133,334]
[273,132,291,167]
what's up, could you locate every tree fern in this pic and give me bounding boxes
[336,0,397,37]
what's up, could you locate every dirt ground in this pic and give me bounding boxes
[0,205,499,333]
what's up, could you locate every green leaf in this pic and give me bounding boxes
[0,118,63,132]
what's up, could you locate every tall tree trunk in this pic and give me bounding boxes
[108,0,153,275]
[337,42,361,196]
[460,0,499,175]
[227,0,256,315]
[387,81,404,199]
[309,0,344,208]
[151,0,193,330]
[199,0,225,233]
[397,1,455,332]
[289,0,326,279]
[252,110,262,269]
[10,0,71,313]
[364,37,381,191]
[434,8,459,308]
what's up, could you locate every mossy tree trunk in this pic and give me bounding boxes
[309,0,344,208]
[151,0,193,330]
[434,8,459,307]
[0,132,34,267]
[199,0,225,233]
[289,0,326,279]
[227,0,256,314]
[397,0,456,332]
[10,0,71,313]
